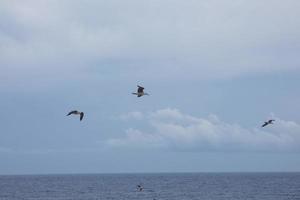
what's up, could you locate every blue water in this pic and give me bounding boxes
[0,173,299,200]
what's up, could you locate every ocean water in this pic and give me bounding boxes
[0,173,299,200]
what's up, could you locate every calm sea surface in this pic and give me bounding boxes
[0,173,299,200]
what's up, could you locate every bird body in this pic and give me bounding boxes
[262,119,275,127]
[132,85,149,97]
[137,184,143,191]
[67,110,84,121]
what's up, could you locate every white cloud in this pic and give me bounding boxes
[1,0,300,83]
[106,128,165,149]
[107,108,300,152]
[119,111,144,121]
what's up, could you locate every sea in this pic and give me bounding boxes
[0,173,299,200]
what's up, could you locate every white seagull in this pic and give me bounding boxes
[262,119,275,127]
[67,110,84,121]
[132,85,149,97]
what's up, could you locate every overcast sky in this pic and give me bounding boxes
[1,0,300,174]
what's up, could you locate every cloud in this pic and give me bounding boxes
[1,0,300,84]
[107,108,300,152]
[119,111,144,121]
[106,128,165,149]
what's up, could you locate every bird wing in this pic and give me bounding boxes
[137,85,144,93]
[262,122,268,127]
[67,110,77,116]
[137,184,143,191]
[80,112,84,121]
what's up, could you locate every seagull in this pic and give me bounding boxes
[137,184,143,192]
[67,110,84,121]
[132,85,149,97]
[262,119,275,127]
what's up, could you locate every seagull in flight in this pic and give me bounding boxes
[262,119,275,127]
[132,85,149,97]
[67,110,84,121]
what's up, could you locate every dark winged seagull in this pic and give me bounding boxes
[132,85,149,97]
[137,184,143,192]
[262,119,275,127]
[67,110,84,121]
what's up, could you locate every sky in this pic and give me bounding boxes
[0,0,300,175]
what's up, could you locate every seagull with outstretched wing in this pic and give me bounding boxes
[67,110,84,121]
[262,119,275,127]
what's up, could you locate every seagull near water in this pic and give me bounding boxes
[132,85,149,97]
[262,119,275,127]
[137,184,143,192]
[67,110,84,121]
